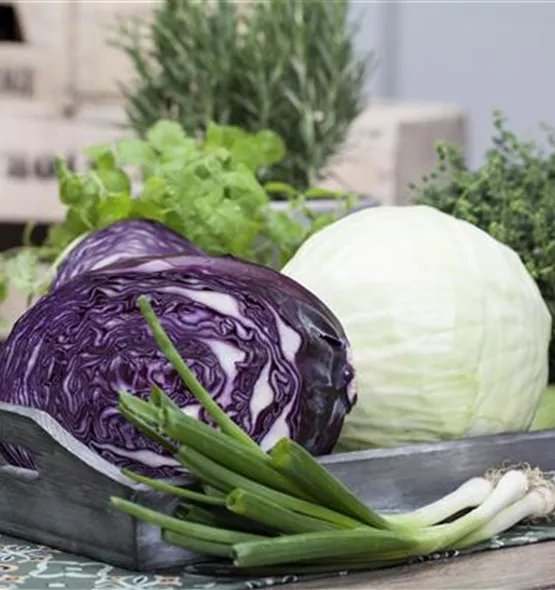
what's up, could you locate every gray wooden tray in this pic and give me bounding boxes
[0,399,554,572]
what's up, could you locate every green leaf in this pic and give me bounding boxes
[86,143,116,169]
[253,130,286,166]
[204,122,249,150]
[304,187,340,199]
[3,250,42,298]
[97,192,133,227]
[58,175,86,206]
[223,168,268,210]
[264,182,298,197]
[44,224,77,252]
[65,201,97,233]
[141,176,167,204]
[0,276,7,304]
[162,141,199,162]
[116,137,156,166]
[203,123,284,172]
[54,156,71,182]
[130,199,166,222]
[146,119,188,152]
[91,168,131,195]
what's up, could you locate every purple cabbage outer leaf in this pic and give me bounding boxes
[51,219,205,290]
[0,254,356,478]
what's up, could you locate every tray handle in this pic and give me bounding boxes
[0,401,133,487]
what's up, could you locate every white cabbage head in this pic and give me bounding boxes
[282,205,552,451]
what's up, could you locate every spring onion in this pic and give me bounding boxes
[160,406,309,499]
[119,390,161,426]
[121,469,226,507]
[110,497,264,545]
[270,438,394,530]
[118,405,177,455]
[138,295,261,453]
[177,503,235,529]
[108,297,555,575]
[176,445,361,529]
[387,477,494,528]
[162,529,232,558]
[203,485,227,500]
[231,528,419,568]
[178,502,272,535]
[227,489,341,534]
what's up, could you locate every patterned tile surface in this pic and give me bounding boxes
[1,526,555,590]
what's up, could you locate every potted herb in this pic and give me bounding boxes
[114,0,372,193]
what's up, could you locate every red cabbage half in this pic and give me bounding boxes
[51,219,205,289]
[0,255,356,477]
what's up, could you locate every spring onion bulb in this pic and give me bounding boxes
[387,477,493,528]
[411,470,530,554]
[455,468,555,549]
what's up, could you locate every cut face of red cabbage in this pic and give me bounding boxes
[0,255,356,477]
[51,219,205,289]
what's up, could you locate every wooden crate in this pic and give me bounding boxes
[0,2,72,109]
[318,101,467,205]
[0,101,126,224]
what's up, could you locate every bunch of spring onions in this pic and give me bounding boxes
[111,295,555,575]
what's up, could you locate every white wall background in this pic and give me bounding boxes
[351,1,555,168]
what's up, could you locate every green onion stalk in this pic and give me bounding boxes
[110,295,555,574]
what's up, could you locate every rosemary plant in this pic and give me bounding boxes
[114,0,372,191]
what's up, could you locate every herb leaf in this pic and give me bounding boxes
[0,120,356,327]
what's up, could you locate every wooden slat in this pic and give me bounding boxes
[0,1,72,109]
[318,101,466,206]
[288,543,555,590]
[0,101,125,224]
[0,43,69,107]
